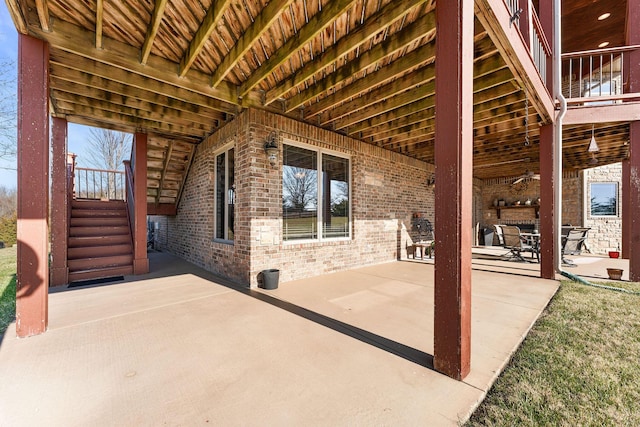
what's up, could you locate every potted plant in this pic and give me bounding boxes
[606,268,623,280]
[608,244,621,259]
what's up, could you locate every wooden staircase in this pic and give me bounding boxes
[68,199,134,283]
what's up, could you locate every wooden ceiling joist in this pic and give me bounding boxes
[35,0,50,32]
[141,0,168,64]
[179,0,233,77]
[49,50,237,115]
[32,19,240,106]
[265,0,430,105]
[238,0,357,96]
[211,0,295,87]
[286,10,436,113]
[95,0,103,48]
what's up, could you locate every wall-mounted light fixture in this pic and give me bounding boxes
[264,131,278,168]
[587,124,599,165]
[426,173,435,188]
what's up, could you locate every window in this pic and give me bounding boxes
[590,182,617,216]
[215,147,235,241]
[283,144,350,241]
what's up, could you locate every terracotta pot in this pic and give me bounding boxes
[608,251,620,259]
[606,268,623,280]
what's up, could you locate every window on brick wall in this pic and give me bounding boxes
[283,144,350,241]
[590,182,618,217]
[215,147,235,241]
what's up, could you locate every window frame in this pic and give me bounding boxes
[213,143,235,244]
[282,140,352,244]
[588,181,619,218]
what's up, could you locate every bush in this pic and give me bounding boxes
[0,212,17,247]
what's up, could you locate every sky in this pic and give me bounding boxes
[0,2,121,189]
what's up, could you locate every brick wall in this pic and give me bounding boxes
[479,171,583,242]
[165,108,434,287]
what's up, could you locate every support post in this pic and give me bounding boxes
[622,160,630,259]
[16,34,49,337]
[627,0,640,280]
[539,124,556,279]
[133,132,149,274]
[629,122,640,281]
[433,0,473,380]
[50,117,69,286]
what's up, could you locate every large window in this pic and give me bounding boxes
[215,147,235,241]
[283,144,350,241]
[590,182,617,216]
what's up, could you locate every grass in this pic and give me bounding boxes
[0,246,16,336]
[466,279,640,426]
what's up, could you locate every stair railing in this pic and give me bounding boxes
[73,167,126,200]
[123,160,136,254]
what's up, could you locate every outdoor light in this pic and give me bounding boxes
[264,131,279,168]
[426,173,435,188]
[587,125,600,165]
[598,41,610,48]
[597,12,611,21]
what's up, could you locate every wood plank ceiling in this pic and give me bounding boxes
[7,0,632,197]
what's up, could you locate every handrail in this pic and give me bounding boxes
[123,160,136,254]
[562,44,640,59]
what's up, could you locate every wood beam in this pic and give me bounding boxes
[474,0,555,122]
[147,203,177,216]
[5,0,27,34]
[16,34,49,337]
[212,0,294,87]
[433,0,473,380]
[239,0,356,96]
[35,0,50,32]
[95,0,103,48]
[265,0,430,105]
[563,102,640,125]
[156,143,175,205]
[49,50,238,114]
[141,0,168,64]
[54,101,206,141]
[179,0,232,77]
[286,11,437,112]
[175,145,196,206]
[50,76,221,128]
[31,19,240,106]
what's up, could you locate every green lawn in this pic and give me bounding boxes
[466,279,640,426]
[0,246,16,335]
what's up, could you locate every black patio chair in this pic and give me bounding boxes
[501,225,539,262]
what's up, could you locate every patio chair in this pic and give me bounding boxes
[501,225,539,262]
[561,227,590,266]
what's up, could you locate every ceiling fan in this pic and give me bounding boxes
[512,170,540,184]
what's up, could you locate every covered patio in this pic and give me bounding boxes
[0,251,560,425]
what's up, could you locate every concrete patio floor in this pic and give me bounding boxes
[0,250,585,426]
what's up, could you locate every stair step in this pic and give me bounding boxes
[70,217,128,227]
[71,209,127,218]
[69,226,130,237]
[68,234,131,248]
[68,244,132,260]
[68,265,134,283]
[68,254,133,272]
[72,199,127,210]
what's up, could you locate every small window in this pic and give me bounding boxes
[590,182,617,216]
[215,147,235,241]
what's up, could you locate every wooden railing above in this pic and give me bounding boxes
[73,166,126,201]
[562,45,640,105]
